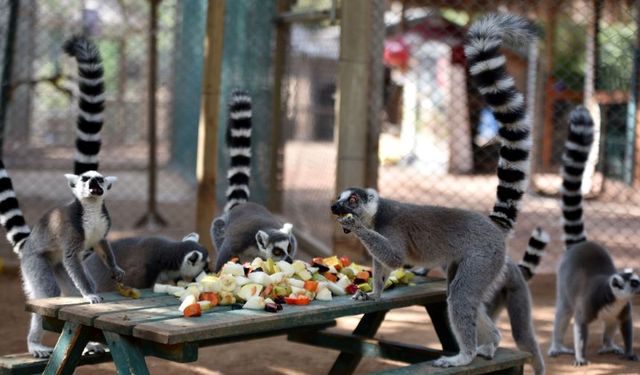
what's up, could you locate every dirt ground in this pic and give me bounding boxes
[0,271,639,375]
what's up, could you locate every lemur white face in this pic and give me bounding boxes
[180,250,209,280]
[255,223,295,262]
[610,268,640,299]
[330,187,379,232]
[65,171,116,200]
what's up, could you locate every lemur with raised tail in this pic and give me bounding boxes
[331,13,536,368]
[211,90,297,272]
[0,36,124,359]
[485,227,549,375]
[84,233,209,291]
[548,106,640,366]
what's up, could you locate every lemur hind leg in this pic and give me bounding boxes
[433,255,503,368]
[548,296,575,356]
[598,322,623,355]
[21,253,60,358]
[506,279,545,375]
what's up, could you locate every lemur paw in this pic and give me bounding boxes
[622,353,639,361]
[28,343,53,358]
[548,345,574,357]
[351,290,376,301]
[572,358,589,366]
[83,341,107,355]
[111,266,125,282]
[598,344,624,355]
[432,353,473,367]
[337,214,364,233]
[477,343,497,360]
[84,294,103,304]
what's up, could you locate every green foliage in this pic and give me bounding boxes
[597,22,634,91]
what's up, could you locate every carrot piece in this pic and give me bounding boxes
[183,303,202,317]
[323,272,338,282]
[284,295,311,305]
[304,280,319,292]
[199,292,219,306]
[356,271,370,282]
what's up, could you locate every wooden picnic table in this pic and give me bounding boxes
[23,278,467,375]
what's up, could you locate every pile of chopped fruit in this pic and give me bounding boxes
[153,256,416,317]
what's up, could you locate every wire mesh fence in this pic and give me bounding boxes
[280,0,640,273]
[0,0,206,262]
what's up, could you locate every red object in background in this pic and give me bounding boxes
[384,38,410,69]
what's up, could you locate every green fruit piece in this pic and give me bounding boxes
[357,283,372,293]
[388,276,399,284]
[297,269,312,281]
[264,258,277,275]
[312,273,327,282]
[340,267,355,279]
[390,269,406,280]
[384,279,394,289]
[400,272,415,284]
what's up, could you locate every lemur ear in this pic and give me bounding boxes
[64,174,79,188]
[280,223,293,235]
[365,188,378,202]
[255,230,269,251]
[105,176,117,190]
[611,274,624,289]
[182,232,199,243]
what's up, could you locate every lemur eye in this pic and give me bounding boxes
[95,177,104,183]
[272,248,284,257]
[81,176,90,182]
[349,195,358,205]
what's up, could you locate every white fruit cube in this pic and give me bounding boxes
[220,262,245,276]
[237,283,264,301]
[243,296,266,310]
[277,261,295,276]
[315,287,332,301]
[287,278,305,288]
[248,272,272,286]
[292,260,307,273]
[179,295,197,312]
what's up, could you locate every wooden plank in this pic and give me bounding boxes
[328,311,387,375]
[58,296,179,326]
[288,330,445,364]
[368,347,529,375]
[42,322,94,375]
[0,351,111,375]
[133,281,447,345]
[25,290,161,318]
[195,0,225,253]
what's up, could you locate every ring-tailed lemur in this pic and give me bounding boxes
[63,35,105,175]
[211,90,297,272]
[485,227,549,375]
[0,163,123,358]
[84,233,210,291]
[331,13,536,368]
[548,106,640,366]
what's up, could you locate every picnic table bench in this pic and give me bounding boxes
[2,278,529,374]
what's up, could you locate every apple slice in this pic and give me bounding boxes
[250,257,264,269]
[195,271,208,283]
[277,260,295,276]
[237,283,264,301]
[269,272,285,284]
[315,287,332,301]
[243,296,266,310]
[248,271,272,286]
[291,260,307,274]
[220,262,245,276]
[234,275,251,287]
[287,278,305,288]
[296,269,312,281]
[326,281,347,296]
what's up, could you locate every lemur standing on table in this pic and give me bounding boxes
[0,36,124,359]
[84,233,209,291]
[331,13,536,368]
[0,163,123,358]
[211,91,297,272]
[485,227,549,375]
[548,106,640,366]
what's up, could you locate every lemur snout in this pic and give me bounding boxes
[284,256,293,263]
[88,180,104,196]
[331,202,349,215]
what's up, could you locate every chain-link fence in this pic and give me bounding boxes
[1,1,639,274]
[0,0,206,263]
[280,0,640,273]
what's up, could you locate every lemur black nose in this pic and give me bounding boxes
[285,256,293,263]
[330,203,339,214]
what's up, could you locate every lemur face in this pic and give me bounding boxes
[331,187,379,233]
[610,268,640,298]
[255,223,295,263]
[179,233,210,277]
[65,171,117,200]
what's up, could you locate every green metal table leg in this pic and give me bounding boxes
[103,331,150,375]
[42,321,92,375]
[425,301,458,353]
[328,310,388,375]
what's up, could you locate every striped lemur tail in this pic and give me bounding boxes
[0,161,30,255]
[518,227,550,280]
[561,106,594,248]
[465,14,536,232]
[63,35,105,175]
[224,90,252,212]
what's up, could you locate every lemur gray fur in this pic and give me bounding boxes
[211,90,297,272]
[485,227,549,375]
[0,36,125,359]
[548,106,640,366]
[83,233,210,291]
[0,163,123,358]
[331,13,536,368]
